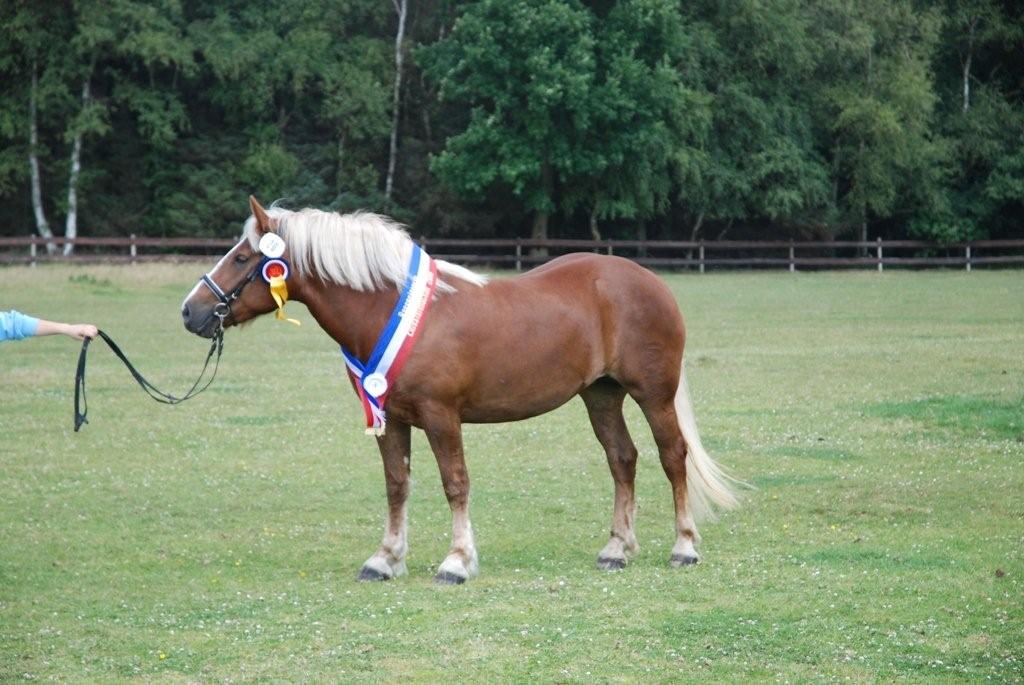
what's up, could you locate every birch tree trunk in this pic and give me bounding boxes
[688,212,704,243]
[384,0,408,202]
[28,62,56,254]
[858,139,868,251]
[64,78,91,256]
[684,211,703,263]
[530,210,549,257]
[859,197,868,256]
[858,44,872,257]
[717,217,734,240]
[589,204,600,241]
[962,17,977,113]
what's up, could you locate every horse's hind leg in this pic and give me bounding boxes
[581,379,640,571]
[358,420,412,581]
[637,395,701,566]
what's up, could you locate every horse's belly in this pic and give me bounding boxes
[459,386,579,423]
[457,352,597,423]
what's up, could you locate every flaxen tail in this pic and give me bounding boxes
[674,361,744,520]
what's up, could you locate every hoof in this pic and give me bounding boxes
[669,554,700,567]
[357,565,391,582]
[596,556,627,571]
[434,570,467,585]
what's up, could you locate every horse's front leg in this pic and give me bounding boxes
[423,409,478,584]
[358,420,411,581]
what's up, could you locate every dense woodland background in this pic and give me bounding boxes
[1,0,1022,252]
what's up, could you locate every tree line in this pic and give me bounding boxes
[1,0,1021,253]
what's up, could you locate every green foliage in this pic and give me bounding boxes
[578,0,710,221]
[238,141,300,200]
[0,0,1021,241]
[678,0,831,232]
[420,0,597,214]
[986,145,1024,205]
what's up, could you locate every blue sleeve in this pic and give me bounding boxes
[0,310,40,342]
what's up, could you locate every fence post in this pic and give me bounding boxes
[30,236,37,268]
[698,240,705,274]
[130,234,137,264]
[514,240,522,272]
[789,240,795,273]
[965,244,971,272]
[606,240,613,256]
[877,237,883,272]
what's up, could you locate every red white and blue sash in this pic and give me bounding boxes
[341,244,438,434]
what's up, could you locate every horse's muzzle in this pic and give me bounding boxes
[181,304,221,339]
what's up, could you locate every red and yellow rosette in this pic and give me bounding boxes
[261,259,300,326]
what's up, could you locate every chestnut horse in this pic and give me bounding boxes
[181,197,738,584]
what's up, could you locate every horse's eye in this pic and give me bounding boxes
[234,254,250,265]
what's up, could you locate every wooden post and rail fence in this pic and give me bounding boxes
[2,235,1023,271]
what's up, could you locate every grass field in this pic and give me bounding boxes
[2,264,1022,683]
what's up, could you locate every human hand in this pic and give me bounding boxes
[65,324,98,341]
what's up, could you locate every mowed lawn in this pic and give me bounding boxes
[1,263,1021,683]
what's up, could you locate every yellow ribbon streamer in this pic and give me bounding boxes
[268,276,301,326]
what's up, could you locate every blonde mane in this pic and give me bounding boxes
[242,207,487,293]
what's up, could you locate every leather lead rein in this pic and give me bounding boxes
[73,328,224,432]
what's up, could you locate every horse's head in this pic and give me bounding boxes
[181,196,290,337]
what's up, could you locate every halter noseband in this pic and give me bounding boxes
[199,262,263,324]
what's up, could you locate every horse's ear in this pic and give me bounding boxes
[249,195,274,234]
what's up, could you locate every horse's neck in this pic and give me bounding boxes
[296,279,400,360]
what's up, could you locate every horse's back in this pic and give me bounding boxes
[516,253,685,356]
[514,252,676,299]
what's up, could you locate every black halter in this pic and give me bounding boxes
[200,261,264,324]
